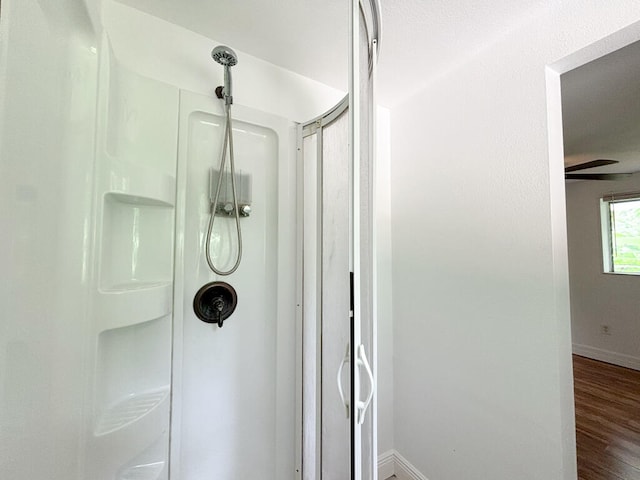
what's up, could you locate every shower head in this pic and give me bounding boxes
[211,45,238,67]
[212,45,237,105]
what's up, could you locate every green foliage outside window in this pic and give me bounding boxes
[610,200,640,273]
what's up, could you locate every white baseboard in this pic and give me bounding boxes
[394,451,429,480]
[378,450,428,480]
[573,343,640,371]
[378,450,395,479]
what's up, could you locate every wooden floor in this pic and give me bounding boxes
[574,355,640,480]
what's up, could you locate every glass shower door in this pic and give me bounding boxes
[299,1,379,478]
[300,100,361,480]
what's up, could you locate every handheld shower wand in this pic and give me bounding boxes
[212,45,237,105]
[206,45,243,276]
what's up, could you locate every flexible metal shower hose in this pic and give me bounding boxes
[205,103,243,276]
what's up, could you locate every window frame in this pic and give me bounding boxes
[600,193,640,275]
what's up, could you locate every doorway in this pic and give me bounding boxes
[549,28,640,480]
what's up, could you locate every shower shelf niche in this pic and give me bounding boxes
[114,433,169,480]
[96,283,172,332]
[88,394,169,476]
[86,43,176,480]
[118,461,165,480]
[94,316,171,437]
[100,159,176,207]
[96,388,169,436]
[99,192,174,292]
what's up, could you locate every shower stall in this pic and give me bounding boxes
[0,0,381,479]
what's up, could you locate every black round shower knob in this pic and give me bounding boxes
[193,281,238,328]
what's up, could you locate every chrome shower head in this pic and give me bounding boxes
[211,45,238,67]
[212,45,237,105]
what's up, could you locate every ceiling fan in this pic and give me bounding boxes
[565,159,632,180]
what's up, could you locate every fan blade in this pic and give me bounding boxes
[565,173,632,180]
[565,159,619,172]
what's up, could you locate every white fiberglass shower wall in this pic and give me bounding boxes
[1,0,381,479]
[172,92,297,479]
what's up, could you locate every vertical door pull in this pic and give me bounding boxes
[337,344,350,418]
[356,344,374,425]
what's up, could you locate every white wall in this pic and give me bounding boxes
[0,1,98,478]
[390,3,640,479]
[566,176,640,370]
[376,107,394,457]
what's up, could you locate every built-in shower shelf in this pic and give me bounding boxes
[100,159,176,207]
[84,48,175,480]
[100,194,174,291]
[118,462,165,480]
[107,192,174,208]
[96,388,169,436]
[103,281,172,292]
[96,282,172,331]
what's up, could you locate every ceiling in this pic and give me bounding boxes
[115,0,640,174]
[115,0,547,107]
[562,39,640,175]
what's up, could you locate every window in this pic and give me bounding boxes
[601,194,640,274]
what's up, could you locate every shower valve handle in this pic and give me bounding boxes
[193,282,238,327]
[213,298,225,327]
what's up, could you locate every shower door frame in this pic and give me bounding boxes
[297,96,352,480]
[296,1,381,478]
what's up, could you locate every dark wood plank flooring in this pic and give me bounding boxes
[574,355,640,480]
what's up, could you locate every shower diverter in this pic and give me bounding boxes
[193,282,238,328]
